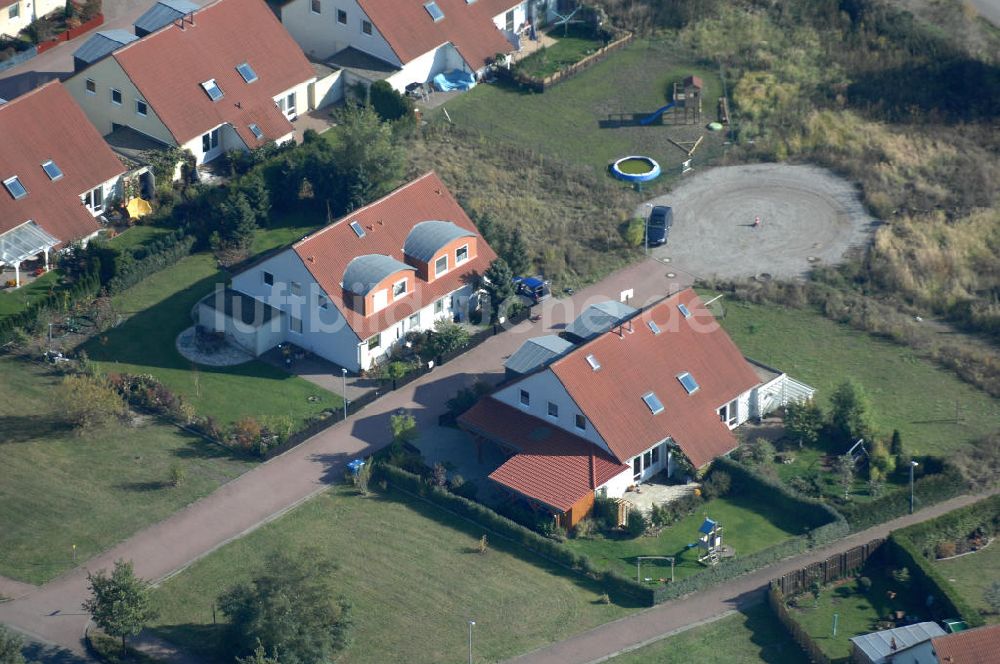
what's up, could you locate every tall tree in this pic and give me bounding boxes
[0,627,26,664]
[784,399,824,449]
[82,560,159,652]
[218,551,350,664]
[483,258,516,322]
[331,105,404,209]
[828,380,875,446]
[503,228,531,277]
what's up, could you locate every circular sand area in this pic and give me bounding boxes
[638,163,877,280]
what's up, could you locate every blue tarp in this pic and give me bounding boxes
[347,459,366,475]
[433,70,476,92]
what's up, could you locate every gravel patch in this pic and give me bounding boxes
[638,163,879,280]
[176,326,252,367]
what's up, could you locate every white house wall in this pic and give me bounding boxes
[274,80,315,119]
[385,42,461,91]
[64,56,175,144]
[311,69,343,109]
[1,0,62,38]
[492,1,528,32]
[493,369,612,454]
[280,0,400,64]
[598,467,633,499]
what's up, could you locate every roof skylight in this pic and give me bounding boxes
[200,79,224,101]
[642,392,664,415]
[424,1,444,21]
[678,303,692,318]
[41,160,63,181]
[236,62,258,84]
[586,354,601,371]
[249,123,264,140]
[647,320,661,335]
[677,372,699,394]
[349,221,366,238]
[3,176,27,200]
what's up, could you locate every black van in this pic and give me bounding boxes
[647,205,673,247]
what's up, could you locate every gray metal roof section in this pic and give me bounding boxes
[403,220,475,263]
[849,622,945,663]
[133,0,199,35]
[342,254,415,296]
[504,335,575,375]
[199,288,280,328]
[73,30,138,65]
[0,221,59,265]
[564,300,639,341]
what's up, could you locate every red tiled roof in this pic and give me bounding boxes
[932,624,1000,663]
[548,289,761,468]
[460,398,628,512]
[357,0,517,71]
[292,172,496,340]
[0,82,124,244]
[113,0,314,146]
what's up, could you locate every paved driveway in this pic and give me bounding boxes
[637,163,878,281]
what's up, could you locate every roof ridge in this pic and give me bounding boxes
[293,170,439,249]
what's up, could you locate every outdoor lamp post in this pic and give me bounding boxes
[909,460,919,514]
[468,620,475,664]
[341,368,348,420]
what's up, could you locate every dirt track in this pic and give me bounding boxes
[637,163,878,281]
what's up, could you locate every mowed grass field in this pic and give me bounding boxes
[936,542,1000,625]
[708,296,1000,455]
[609,603,808,664]
[85,216,339,429]
[0,356,252,584]
[564,495,809,582]
[0,270,60,318]
[438,38,728,182]
[152,487,634,664]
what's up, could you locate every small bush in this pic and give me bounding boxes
[626,509,648,538]
[573,518,597,539]
[168,464,185,488]
[858,576,872,592]
[701,470,732,499]
[935,541,957,559]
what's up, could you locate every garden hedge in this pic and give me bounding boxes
[0,271,101,343]
[835,462,968,531]
[767,585,830,664]
[374,463,851,607]
[106,235,196,294]
[886,534,984,628]
[890,493,1000,559]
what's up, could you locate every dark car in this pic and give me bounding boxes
[646,205,673,247]
[514,276,551,303]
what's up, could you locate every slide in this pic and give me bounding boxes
[639,102,676,126]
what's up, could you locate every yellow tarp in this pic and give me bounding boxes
[126,197,152,219]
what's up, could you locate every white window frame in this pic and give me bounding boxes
[575,414,586,430]
[361,19,372,35]
[310,0,320,13]
[84,184,104,213]
[85,78,96,95]
[263,271,274,286]
[719,399,739,428]
[3,176,27,200]
[392,278,407,298]
[455,243,469,265]
[110,88,122,105]
[519,389,530,406]
[336,8,347,23]
[290,316,303,334]
[547,401,559,418]
[317,293,329,310]
[8,2,19,19]
[434,254,448,277]
[135,98,147,117]
[290,281,303,296]
[367,333,381,350]
[202,128,220,154]
[434,297,445,315]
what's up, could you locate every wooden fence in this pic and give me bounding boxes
[503,31,634,92]
[770,537,886,597]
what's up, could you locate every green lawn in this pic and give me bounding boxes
[84,250,338,428]
[788,564,928,661]
[0,356,253,584]
[0,270,60,318]
[609,603,808,664]
[440,38,727,179]
[936,542,1000,625]
[517,26,606,78]
[107,225,172,251]
[564,495,809,583]
[711,297,1000,455]
[152,487,633,664]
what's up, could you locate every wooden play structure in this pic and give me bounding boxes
[697,517,725,566]
[602,74,704,127]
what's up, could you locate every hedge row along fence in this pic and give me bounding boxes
[105,235,196,295]
[373,461,850,607]
[0,271,101,344]
[891,493,999,561]
[768,585,832,664]
[835,461,969,531]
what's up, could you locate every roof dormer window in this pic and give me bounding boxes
[424,1,444,21]
[349,220,365,238]
[41,160,63,181]
[201,79,224,101]
[642,391,664,415]
[678,303,692,318]
[586,353,600,371]
[647,320,661,335]
[236,62,258,84]
[677,371,699,394]
[249,123,264,140]
[3,176,27,200]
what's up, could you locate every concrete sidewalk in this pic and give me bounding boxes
[0,258,691,658]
